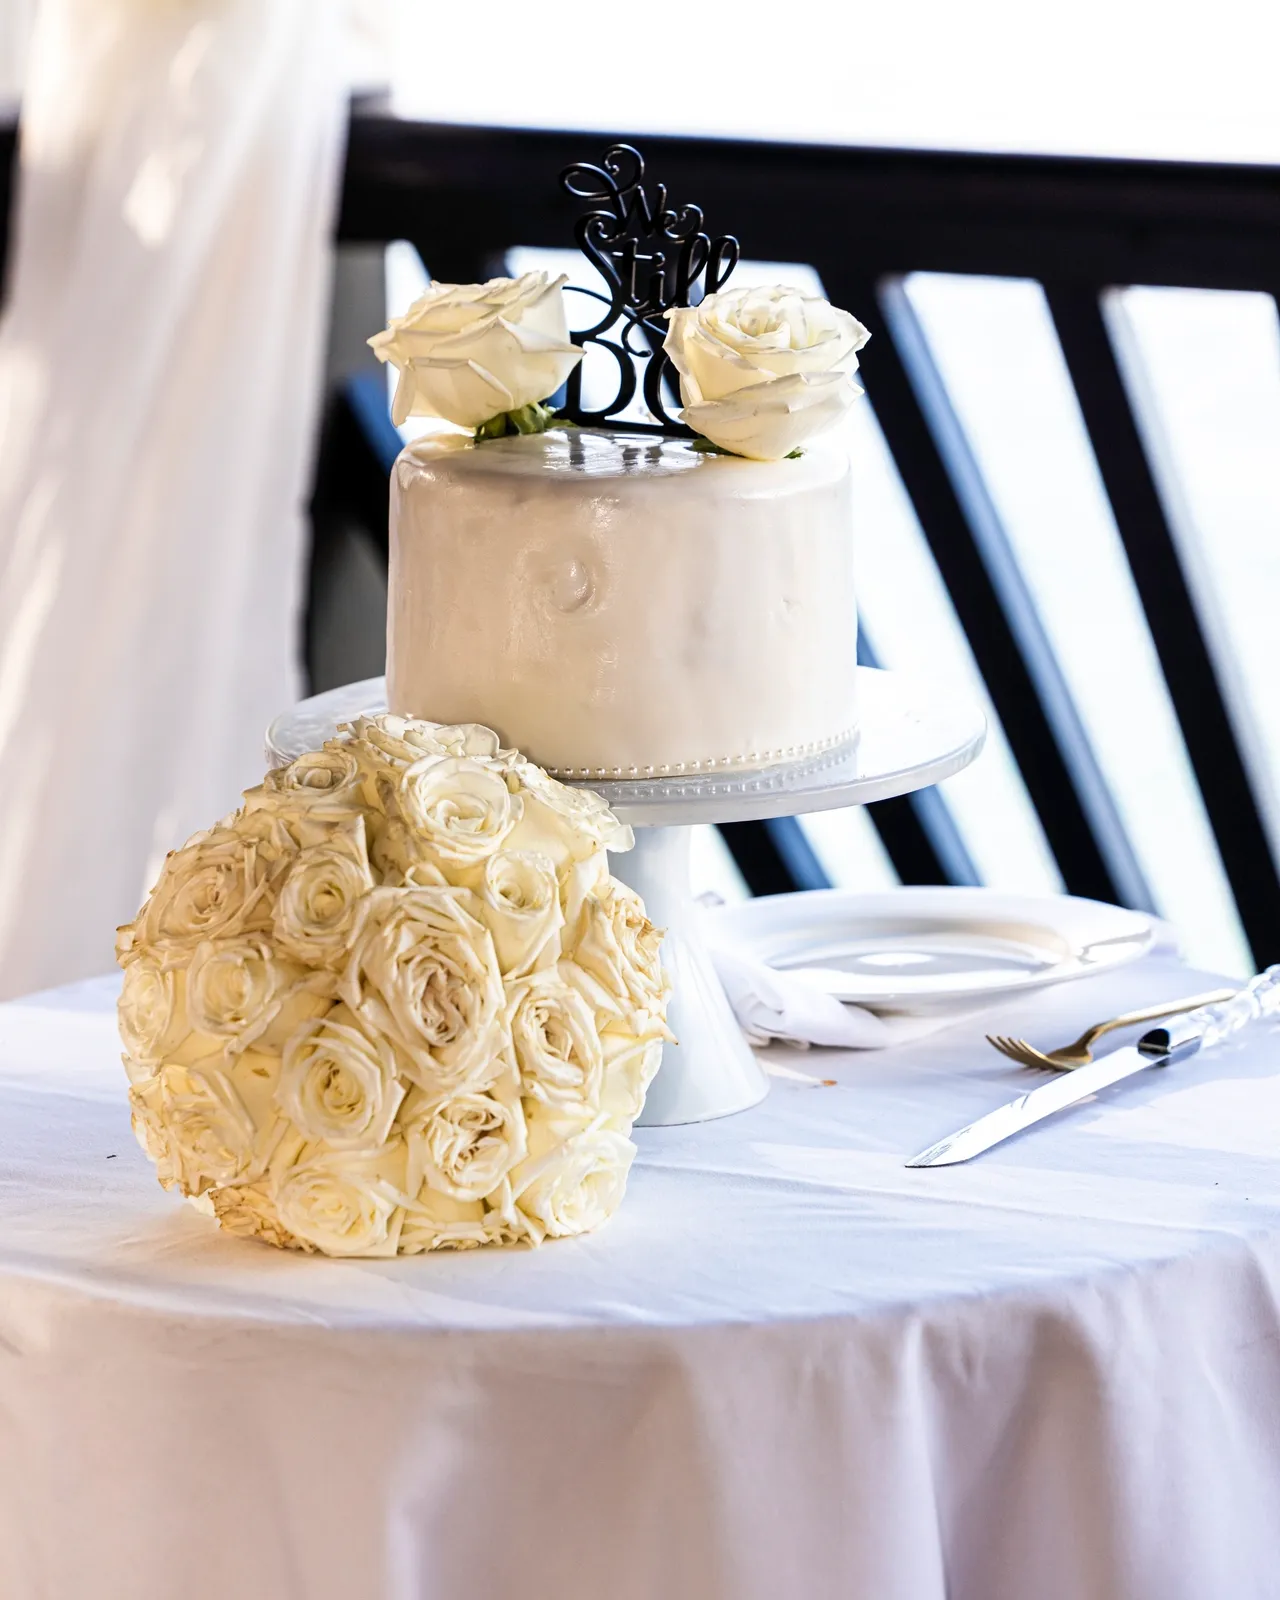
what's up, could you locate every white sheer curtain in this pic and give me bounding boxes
[0,0,350,999]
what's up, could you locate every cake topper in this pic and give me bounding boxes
[557,144,740,435]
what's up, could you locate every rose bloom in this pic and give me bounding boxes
[403,1078,527,1203]
[185,934,329,1052]
[368,272,583,430]
[275,1006,406,1150]
[346,713,451,772]
[129,828,277,957]
[511,1113,636,1242]
[211,1181,314,1252]
[564,879,669,1032]
[369,818,450,889]
[263,745,366,806]
[271,1147,406,1257]
[663,285,869,460]
[128,1081,181,1189]
[506,765,634,863]
[272,818,375,966]
[118,958,190,1070]
[507,969,604,1113]
[396,1188,491,1254]
[478,850,563,977]
[395,755,522,870]
[600,1031,664,1125]
[153,1063,266,1196]
[341,886,506,1096]
[424,723,510,762]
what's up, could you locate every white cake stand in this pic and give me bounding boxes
[266,667,986,1126]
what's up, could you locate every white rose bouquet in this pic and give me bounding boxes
[118,715,671,1257]
[663,285,870,461]
[368,272,583,440]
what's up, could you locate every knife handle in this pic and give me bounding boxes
[1170,965,1280,1051]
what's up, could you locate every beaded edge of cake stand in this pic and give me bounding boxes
[554,727,864,804]
[545,725,860,784]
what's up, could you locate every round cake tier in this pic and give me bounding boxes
[386,428,859,776]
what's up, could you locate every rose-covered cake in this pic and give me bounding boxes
[117,714,671,1256]
[371,269,869,780]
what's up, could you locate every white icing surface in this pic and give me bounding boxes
[387,429,859,775]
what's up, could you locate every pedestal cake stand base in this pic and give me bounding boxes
[267,668,986,1125]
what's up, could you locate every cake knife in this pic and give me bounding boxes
[905,966,1280,1167]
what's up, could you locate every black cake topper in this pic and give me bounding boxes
[556,144,740,435]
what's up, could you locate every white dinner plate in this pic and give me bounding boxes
[705,887,1157,1013]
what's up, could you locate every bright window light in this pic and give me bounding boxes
[1108,288,1280,882]
[389,0,1280,165]
[904,273,1250,975]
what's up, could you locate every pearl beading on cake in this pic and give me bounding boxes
[544,725,859,782]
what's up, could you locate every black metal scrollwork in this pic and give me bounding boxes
[557,144,739,434]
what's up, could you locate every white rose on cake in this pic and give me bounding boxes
[368,272,583,434]
[663,285,870,460]
[117,713,670,1257]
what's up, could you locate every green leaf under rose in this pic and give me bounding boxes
[473,401,574,442]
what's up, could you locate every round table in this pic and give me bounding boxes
[3,952,1279,1600]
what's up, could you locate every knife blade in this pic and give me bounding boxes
[905,1020,1205,1167]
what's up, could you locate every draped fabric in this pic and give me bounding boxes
[0,0,349,998]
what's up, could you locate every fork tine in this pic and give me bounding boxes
[988,1034,1055,1069]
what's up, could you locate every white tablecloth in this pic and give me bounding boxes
[3,954,1280,1600]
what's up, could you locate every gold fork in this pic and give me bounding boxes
[987,988,1237,1071]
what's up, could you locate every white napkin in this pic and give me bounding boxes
[708,940,991,1050]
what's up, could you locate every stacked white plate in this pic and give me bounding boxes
[706,887,1159,1015]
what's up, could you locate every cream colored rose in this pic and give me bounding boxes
[131,829,277,956]
[507,969,603,1113]
[276,1006,406,1150]
[397,1188,490,1253]
[396,755,522,870]
[564,880,669,1032]
[600,1031,663,1124]
[341,886,506,1095]
[271,1149,405,1257]
[346,714,450,771]
[429,723,509,762]
[154,1063,266,1195]
[403,1080,527,1203]
[511,1113,636,1241]
[272,819,375,966]
[210,1181,314,1252]
[664,285,870,460]
[185,935,329,1052]
[478,850,563,976]
[368,272,583,430]
[369,818,449,889]
[559,849,609,934]
[118,958,189,1069]
[128,1080,181,1188]
[263,746,366,807]
[508,765,634,861]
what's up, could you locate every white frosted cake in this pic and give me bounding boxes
[386,427,858,779]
